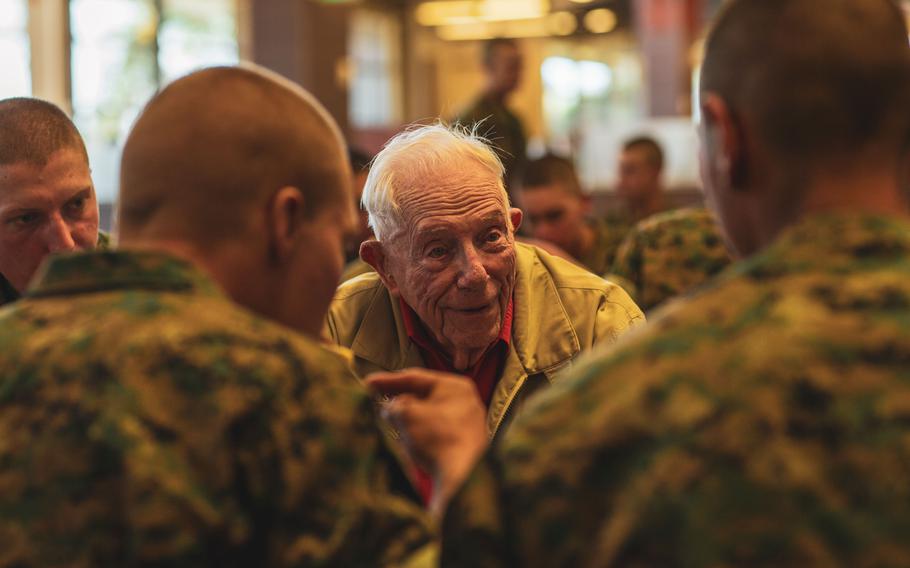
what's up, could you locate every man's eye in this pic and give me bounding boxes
[427,246,447,259]
[8,213,39,227]
[485,230,503,243]
[65,198,86,215]
[545,211,564,223]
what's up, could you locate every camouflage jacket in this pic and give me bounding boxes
[579,218,633,276]
[456,96,527,196]
[0,230,111,307]
[608,207,733,312]
[0,250,433,567]
[442,213,910,567]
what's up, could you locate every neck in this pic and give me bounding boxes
[484,86,507,104]
[628,190,663,222]
[571,222,596,260]
[449,346,491,372]
[762,168,910,249]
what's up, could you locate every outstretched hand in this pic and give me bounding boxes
[366,368,489,517]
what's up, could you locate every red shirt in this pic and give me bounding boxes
[399,296,514,503]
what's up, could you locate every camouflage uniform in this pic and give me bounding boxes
[442,213,910,567]
[457,97,527,197]
[608,207,733,312]
[0,250,433,567]
[0,230,111,307]
[579,218,633,276]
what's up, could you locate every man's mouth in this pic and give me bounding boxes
[450,302,494,314]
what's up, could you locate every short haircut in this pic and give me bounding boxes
[520,154,584,198]
[623,136,664,171]
[701,0,910,176]
[362,123,507,241]
[119,65,349,244]
[348,147,373,173]
[483,38,518,68]
[0,97,88,167]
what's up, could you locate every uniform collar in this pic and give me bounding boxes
[728,212,910,281]
[25,250,223,299]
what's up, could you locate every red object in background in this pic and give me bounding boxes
[399,296,514,504]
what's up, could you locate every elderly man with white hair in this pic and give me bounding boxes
[326,124,644,496]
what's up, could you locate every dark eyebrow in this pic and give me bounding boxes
[65,188,93,202]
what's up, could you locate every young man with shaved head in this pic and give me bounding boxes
[0,66,432,565]
[0,98,106,306]
[518,154,629,275]
[370,0,910,565]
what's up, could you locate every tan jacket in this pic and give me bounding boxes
[325,243,645,437]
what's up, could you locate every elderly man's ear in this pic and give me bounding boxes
[509,208,523,233]
[361,240,400,295]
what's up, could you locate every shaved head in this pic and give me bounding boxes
[119,65,350,245]
[0,98,88,167]
[702,0,910,178]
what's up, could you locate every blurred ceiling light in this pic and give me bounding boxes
[583,8,617,33]
[568,0,595,4]
[417,0,550,26]
[436,17,551,40]
[547,11,577,36]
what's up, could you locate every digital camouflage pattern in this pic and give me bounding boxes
[0,230,111,307]
[579,218,633,277]
[442,213,910,567]
[607,207,733,312]
[0,250,433,567]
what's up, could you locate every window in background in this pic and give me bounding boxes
[348,9,403,129]
[0,0,31,98]
[539,37,700,192]
[70,0,239,206]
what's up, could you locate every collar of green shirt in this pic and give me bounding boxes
[25,250,223,300]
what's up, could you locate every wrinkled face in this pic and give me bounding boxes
[0,148,98,292]
[617,148,660,199]
[487,44,523,96]
[381,171,518,354]
[520,183,587,256]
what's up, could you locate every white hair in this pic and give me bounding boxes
[361,123,508,241]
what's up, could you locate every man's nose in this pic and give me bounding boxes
[44,214,77,253]
[456,244,489,289]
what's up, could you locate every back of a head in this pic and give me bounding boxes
[520,154,584,197]
[623,136,664,172]
[0,97,87,167]
[119,65,349,246]
[701,0,910,175]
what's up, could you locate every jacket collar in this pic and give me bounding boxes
[349,243,581,375]
[25,250,223,299]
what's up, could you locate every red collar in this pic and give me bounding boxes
[399,296,513,359]
[398,295,514,507]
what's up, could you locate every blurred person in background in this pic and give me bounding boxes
[0,97,108,307]
[607,206,733,312]
[518,153,630,275]
[457,38,527,200]
[371,0,910,565]
[617,135,666,222]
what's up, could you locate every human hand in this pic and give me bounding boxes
[366,368,489,516]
